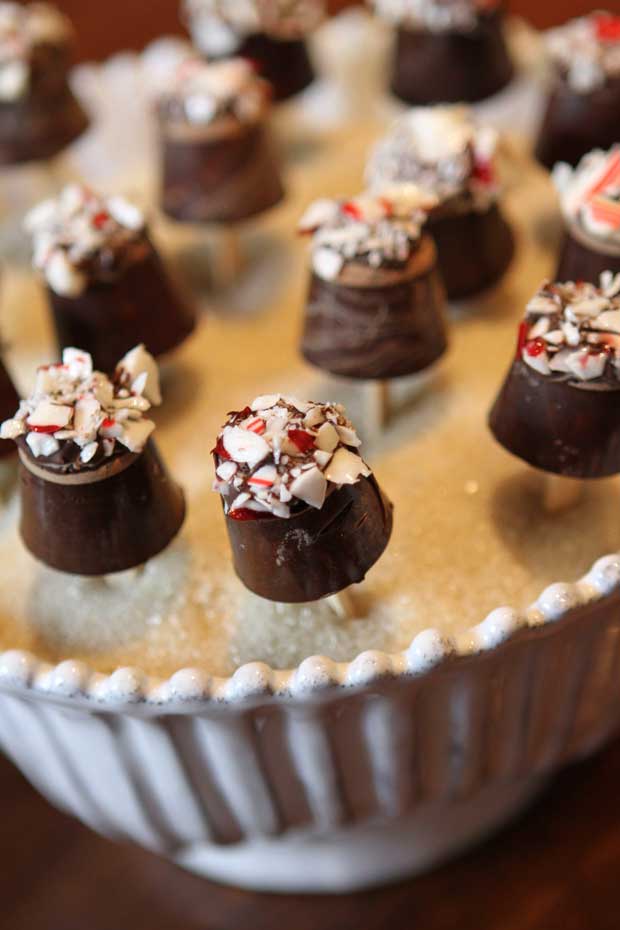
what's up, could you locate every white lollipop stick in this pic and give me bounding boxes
[326,587,358,620]
[212,225,245,291]
[366,380,391,440]
[543,474,584,514]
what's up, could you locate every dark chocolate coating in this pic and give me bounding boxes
[47,240,196,374]
[535,76,620,171]
[0,45,88,165]
[161,121,284,224]
[428,202,514,299]
[390,10,513,105]
[489,358,620,478]
[236,33,315,101]
[224,474,393,603]
[19,440,185,575]
[0,359,19,461]
[555,228,620,284]
[301,237,448,380]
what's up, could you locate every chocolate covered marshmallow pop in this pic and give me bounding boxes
[489,274,620,512]
[370,0,513,105]
[366,105,514,300]
[553,147,620,284]
[535,12,620,171]
[183,0,324,101]
[158,56,285,289]
[0,345,185,575]
[25,184,196,374]
[298,187,447,432]
[0,353,19,471]
[213,395,393,613]
[0,2,88,165]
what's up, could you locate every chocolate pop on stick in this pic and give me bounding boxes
[158,57,284,290]
[0,2,88,165]
[25,184,196,374]
[213,395,393,613]
[553,148,620,283]
[0,345,185,574]
[535,12,620,171]
[489,274,620,513]
[183,0,324,101]
[370,0,513,105]
[367,105,514,300]
[298,188,448,434]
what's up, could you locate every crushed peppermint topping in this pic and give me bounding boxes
[0,345,161,466]
[518,274,620,382]
[366,105,499,210]
[213,396,371,518]
[157,56,270,127]
[546,13,620,93]
[553,146,620,245]
[370,0,500,33]
[298,187,436,281]
[0,2,72,102]
[183,0,324,56]
[25,184,146,298]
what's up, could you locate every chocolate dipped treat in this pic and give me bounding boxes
[367,105,514,299]
[371,0,513,105]
[554,147,620,284]
[0,355,19,462]
[535,12,620,171]
[0,2,88,165]
[213,395,392,602]
[0,345,185,575]
[489,274,620,479]
[183,0,324,101]
[25,184,196,373]
[159,57,284,225]
[299,188,447,380]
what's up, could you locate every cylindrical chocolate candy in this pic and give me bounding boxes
[161,119,285,224]
[18,440,186,575]
[390,9,513,105]
[225,474,393,603]
[535,77,620,171]
[0,360,19,461]
[489,359,620,479]
[555,225,620,285]
[48,239,196,374]
[428,202,514,300]
[234,33,315,101]
[301,235,447,379]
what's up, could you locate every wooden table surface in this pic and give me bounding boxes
[2,736,620,930]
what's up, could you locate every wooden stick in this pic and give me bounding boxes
[366,380,391,440]
[543,474,584,514]
[211,225,245,291]
[326,587,358,620]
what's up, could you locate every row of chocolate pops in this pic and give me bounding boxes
[1,264,620,620]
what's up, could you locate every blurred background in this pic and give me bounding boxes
[50,0,594,61]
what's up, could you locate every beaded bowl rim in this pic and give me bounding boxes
[0,551,618,710]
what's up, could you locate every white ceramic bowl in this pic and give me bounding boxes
[1,554,619,892]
